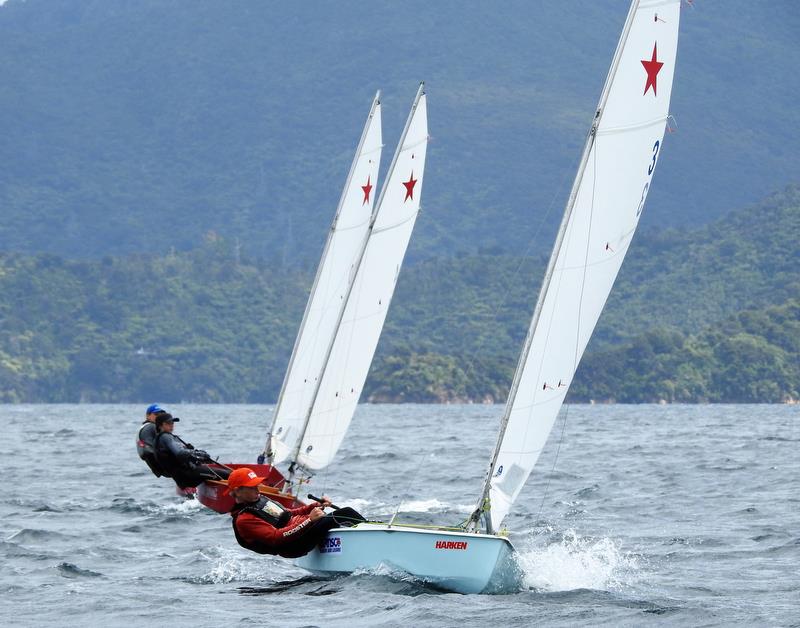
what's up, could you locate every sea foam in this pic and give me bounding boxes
[516,528,642,593]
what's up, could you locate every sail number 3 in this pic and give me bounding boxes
[636,139,660,218]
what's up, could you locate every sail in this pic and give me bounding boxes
[480,0,681,532]
[293,85,428,471]
[268,93,383,464]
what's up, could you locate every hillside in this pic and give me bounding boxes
[0,240,310,402]
[377,185,800,356]
[570,298,800,403]
[0,188,796,403]
[364,296,800,404]
[0,0,798,262]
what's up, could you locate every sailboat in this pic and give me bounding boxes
[198,86,429,511]
[266,84,428,482]
[296,0,681,594]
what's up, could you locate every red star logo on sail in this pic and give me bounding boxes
[361,175,373,206]
[641,42,664,96]
[402,172,417,202]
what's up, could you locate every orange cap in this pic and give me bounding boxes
[224,468,266,495]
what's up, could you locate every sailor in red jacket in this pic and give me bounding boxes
[227,467,365,558]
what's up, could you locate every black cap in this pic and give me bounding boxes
[156,413,179,427]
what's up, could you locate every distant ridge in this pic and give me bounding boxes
[0,187,796,403]
[0,0,798,261]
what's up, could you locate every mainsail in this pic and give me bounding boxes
[473,0,681,533]
[267,93,383,464]
[290,84,429,471]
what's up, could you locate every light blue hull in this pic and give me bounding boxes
[295,523,520,594]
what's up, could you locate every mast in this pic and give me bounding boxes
[262,92,381,463]
[286,83,426,477]
[467,0,642,533]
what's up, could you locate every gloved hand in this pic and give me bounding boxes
[189,449,214,465]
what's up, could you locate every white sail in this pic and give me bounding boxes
[293,85,429,471]
[477,0,681,533]
[268,93,383,464]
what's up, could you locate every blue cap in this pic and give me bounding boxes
[146,404,164,415]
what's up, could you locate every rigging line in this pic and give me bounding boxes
[305,247,372,501]
[392,411,437,527]
[400,145,582,529]
[535,136,600,523]
[456,147,582,396]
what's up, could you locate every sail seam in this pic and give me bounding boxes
[401,137,428,152]
[361,144,384,157]
[597,116,668,135]
[371,211,420,235]
[638,0,676,9]
[557,240,633,272]
[331,217,372,233]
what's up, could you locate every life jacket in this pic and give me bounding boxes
[137,422,164,477]
[153,431,178,478]
[231,497,292,555]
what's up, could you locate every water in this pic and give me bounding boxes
[1,404,798,626]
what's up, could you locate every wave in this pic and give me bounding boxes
[5,528,76,543]
[341,451,401,462]
[57,562,104,579]
[349,564,451,595]
[0,539,58,560]
[160,499,204,515]
[237,576,329,596]
[104,496,204,516]
[345,497,473,517]
[516,528,643,593]
[186,546,294,585]
[574,484,601,498]
[393,498,472,515]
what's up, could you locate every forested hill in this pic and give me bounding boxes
[569,299,800,404]
[0,188,797,403]
[376,185,800,358]
[1,0,798,262]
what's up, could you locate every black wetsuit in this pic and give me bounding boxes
[136,421,163,477]
[154,431,229,488]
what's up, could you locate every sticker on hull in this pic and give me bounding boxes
[319,536,342,554]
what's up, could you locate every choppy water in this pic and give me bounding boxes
[1,404,798,626]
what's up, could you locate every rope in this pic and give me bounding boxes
[457,156,580,390]
[535,132,599,523]
[383,146,583,529]
[357,520,469,533]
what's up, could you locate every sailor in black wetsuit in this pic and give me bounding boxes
[153,413,230,488]
[136,404,166,477]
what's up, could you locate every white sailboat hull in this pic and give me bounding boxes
[295,524,520,594]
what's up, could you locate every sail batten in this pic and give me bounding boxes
[598,117,670,136]
[472,0,681,533]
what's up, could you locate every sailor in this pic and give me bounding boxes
[227,467,365,558]
[153,413,230,488]
[136,403,167,477]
